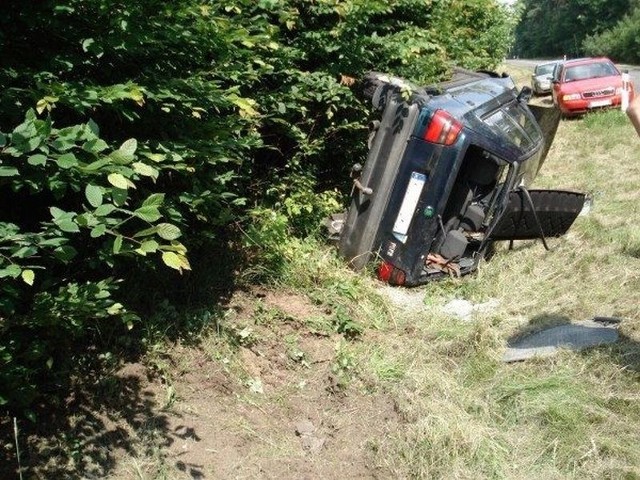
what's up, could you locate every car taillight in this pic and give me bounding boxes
[423,110,463,146]
[378,262,393,282]
[377,261,406,285]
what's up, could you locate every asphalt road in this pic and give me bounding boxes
[505,58,640,89]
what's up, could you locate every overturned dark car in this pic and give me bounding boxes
[334,70,586,286]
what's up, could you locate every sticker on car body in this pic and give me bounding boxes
[385,240,397,257]
[392,171,427,243]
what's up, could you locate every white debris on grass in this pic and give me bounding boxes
[442,298,499,321]
[379,285,428,312]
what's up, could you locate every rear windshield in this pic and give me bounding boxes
[563,61,618,82]
[483,103,541,149]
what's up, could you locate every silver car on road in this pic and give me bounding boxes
[531,61,560,95]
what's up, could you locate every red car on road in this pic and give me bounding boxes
[552,57,634,117]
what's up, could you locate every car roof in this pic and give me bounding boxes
[562,57,613,67]
[536,60,561,67]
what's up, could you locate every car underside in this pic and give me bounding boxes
[334,70,586,286]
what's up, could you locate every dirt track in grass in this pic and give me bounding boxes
[1,288,408,479]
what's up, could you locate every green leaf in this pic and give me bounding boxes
[57,218,79,233]
[83,159,111,171]
[53,245,77,262]
[142,152,165,162]
[56,153,78,169]
[51,137,74,152]
[82,38,95,52]
[87,119,100,136]
[140,240,159,253]
[85,184,103,208]
[0,166,19,176]
[49,206,66,219]
[158,242,187,254]
[94,204,115,216]
[36,96,58,114]
[156,223,181,240]
[134,205,161,222]
[133,226,158,238]
[83,138,108,154]
[38,237,66,247]
[113,235,123,254]
[27,154,47,166]
[0,264,21,279]
[109,150,134,165]
[12,246,37,258]
[90,224,107,238]
[106,302,124,315]
[111,188,128,206]
[119,138,138,156]
[142,193,165,207]
[227,94,260,117]
[75,212,97,227]
[21,269,35,286]
[132,162,159,179]
[162,251,191,272]
[107,173,129,189]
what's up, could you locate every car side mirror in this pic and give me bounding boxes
[517,86,532,103]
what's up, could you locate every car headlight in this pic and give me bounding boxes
[562,93,581,101]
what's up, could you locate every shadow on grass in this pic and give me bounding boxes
[1,238,245,479]
[1,366,182,479]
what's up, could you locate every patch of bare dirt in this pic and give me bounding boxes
[3,288,403,479]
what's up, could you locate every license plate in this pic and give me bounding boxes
[589,99,612,108]
[392,172,426,243]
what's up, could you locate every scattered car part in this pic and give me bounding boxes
[503,318,621,363]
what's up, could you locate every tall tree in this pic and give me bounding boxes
[513,0,631,58]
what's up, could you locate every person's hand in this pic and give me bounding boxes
[627,95,640,137]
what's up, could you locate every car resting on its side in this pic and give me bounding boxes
[334,70,586,286]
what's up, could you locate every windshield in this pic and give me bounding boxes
[535,64,556,76]
[563,61,619,82]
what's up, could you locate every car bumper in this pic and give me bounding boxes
[533,82,551,94]
[558,95,622,116]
